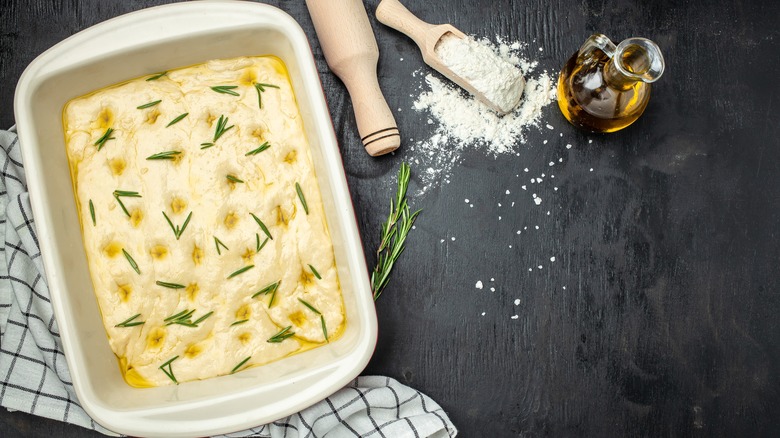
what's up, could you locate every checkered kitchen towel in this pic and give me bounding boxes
[0,127,457,438]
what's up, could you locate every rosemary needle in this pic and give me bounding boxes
[211,85,239,96]
[122,249,140,274]
[308,264,321,280]
[245,142,270,156]
[231,356,251,374]
[146,71,167,81]
[163,211,192,240]
[200,142,214,149]
[213,115,234,142]
[295,182,309,215]
[146,150,181,160]
[254,82,280,109]
[230,319,249,326]
[227,265,254,279]
[256,233,270,253]
[113,190,141,217]
[88,199,96,226]
[115,313,144,328]
[94,128,115,151]
[166,112,188,127]
[226,174,244,184]
[250,213,272,240]
[214,236,229,255]
[137,100,161,109]
[321,315,328,342]
[156,280,186,289]
[298,298,321,315]
[267,326,294,343]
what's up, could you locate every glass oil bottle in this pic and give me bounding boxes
[557,34,665,133]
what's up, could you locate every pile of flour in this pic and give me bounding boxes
[402,36,556,194]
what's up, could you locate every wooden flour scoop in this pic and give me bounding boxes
[376,0,521,114]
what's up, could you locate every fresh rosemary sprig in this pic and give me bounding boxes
[213,115,234,142]
[254,82,279,109]
[308,264,321,280]
[200,142,215,149]
[89,199,96,226]
[164,309,212,327]
[162,211,192,240]
[214,236,229,255]
[122,248,140,274]
[146,71,167,81]
[166,112,188,127]
[137,100,161,109]
[295,182,309,215]
[156,280,186,289]
[321,315,328,342]
[250,213,273,240]
[371,162,421,301]
[256,233,269,253]
[113,190,141,217]
[227,265,254,279]
[115,313,144,328]
[298,298,321,315]
[245,142,270,156]
[251,281,279,302]
[147,151,180,160]
[94,128,115,151]
[159,355,178,384]
[210,85,239,96]
[267,326,294,343]
[226,174,244,184]
[231,356,252,374]
[230,319,249,326]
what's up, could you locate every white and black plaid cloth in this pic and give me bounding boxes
[0,128,457,438]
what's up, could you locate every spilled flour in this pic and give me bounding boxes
[402,36,556,194]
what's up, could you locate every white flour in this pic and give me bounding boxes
[435,34,526,113]
[403,36,556,194]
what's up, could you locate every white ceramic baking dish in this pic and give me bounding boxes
[13,2,376,436]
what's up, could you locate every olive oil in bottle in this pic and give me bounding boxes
[557,34,665,133]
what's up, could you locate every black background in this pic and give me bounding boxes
[2,0,780,437]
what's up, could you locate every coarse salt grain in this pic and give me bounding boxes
[476,281,483,289]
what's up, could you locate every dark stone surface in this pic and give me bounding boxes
[2,0,779,437]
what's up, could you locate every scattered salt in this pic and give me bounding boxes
[476,281,483,289]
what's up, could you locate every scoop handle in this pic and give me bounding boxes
[306,0,400,156]
[376,0,435,49]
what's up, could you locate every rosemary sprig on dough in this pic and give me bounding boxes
[166,112,188,127]
[210,85,239,96]
[321,315,328,342]
[226,174,244,184]
[214,236,229,255]
[250,213,273,240]
[162,211,192,240]
[298,298,321,315]
[245,142,270,156]
[230,319,249,326]
[164,309,212,327]
[308,264,321,280]
[256,233,269,253]
[137,100,161,109]
[200,142,214,149]
[213,115,234,142]
[147,151,181,160]
[254,82,279,109]
[371,162,421,301]
[227,265,254,279]
[94,128,115,151]
[89,199,95,226]
[146,71,167,81]
[159,356,178,384]
[115,313,144,328]
[231,356,252,374]
[295,182,309,215]
[122,248,140,274]
[251,281,279,302]
[156,280,186,289]
[113,190,141,217]
[267,326,294,343]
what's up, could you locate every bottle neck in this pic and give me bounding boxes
[602,58,639,91]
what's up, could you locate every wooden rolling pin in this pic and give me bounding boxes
[306,0,400,157]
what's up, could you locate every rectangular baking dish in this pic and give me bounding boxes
[13,2,377,436]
